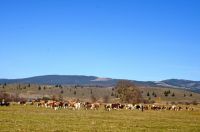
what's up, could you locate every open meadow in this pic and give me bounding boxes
[0,105,200,132]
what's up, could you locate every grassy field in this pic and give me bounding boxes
[0,105,200,132]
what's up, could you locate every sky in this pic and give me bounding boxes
[0,0,200,81]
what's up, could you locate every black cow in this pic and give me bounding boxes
[0,101,10,106]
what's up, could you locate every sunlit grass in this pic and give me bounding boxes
[0,105,200,132]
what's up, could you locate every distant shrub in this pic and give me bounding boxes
[191,100,198,105]
[177,102,183,105]
[42,96,51,101]
[90,89,93,94]
[171,101,176,105]
[164,91,170,97]
[149,100,155,104]
[38,86,41,90]
[184,102,190,105]
[147,92,150,97]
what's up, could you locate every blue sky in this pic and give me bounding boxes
[0,0,200,81]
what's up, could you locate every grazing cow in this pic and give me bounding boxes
[53,101,63,110]
[143,105,149,110]
[186,106,194,111]
[73,102,81,110]
[68,101,81,110]
[171,105,182,111]
[83,102,93,110]
[104,104,112,111]
[0,100,10,106]
[18,101,26,105]
[37,100,46,107]
[151,105,161,111]
[83,102,100,110]
[119,104,125,109]
[91,103,101,110]
[63,101,69,109]
[111,103,121,110]
[104,103,124,111]
[126,104,134,110]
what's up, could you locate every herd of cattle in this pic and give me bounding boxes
[0,99,195,111]
[29,100,195,111]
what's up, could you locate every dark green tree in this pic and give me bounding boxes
[38,86,41,90]
[147,92,150,96]
[90,89,93,94]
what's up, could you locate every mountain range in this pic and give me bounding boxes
[0,75,200,93]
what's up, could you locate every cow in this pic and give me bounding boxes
[18,101,26,105]
[37,100,46,107]
[68,101,81,110]
[126,104,134,110]
[151,105,161,111]
[171,105,182,111]
[84,102,101,110]
[53,101,64,110]
[104,104,112,111]
[73,102,81,110]
[0,99,10,106]
[119,104,125,109]
[63,101,69,109]
[186,106,194,111]
[91,103,101,110]
[104,103,123,111]
[83,102,93,110]
[111,103,121,110]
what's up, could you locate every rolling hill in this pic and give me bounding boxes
[0,75,200,93]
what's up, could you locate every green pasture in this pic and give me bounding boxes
[0,105,200,132]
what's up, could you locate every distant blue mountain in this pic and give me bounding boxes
[0,75,200,93]
[0,75,118,86]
